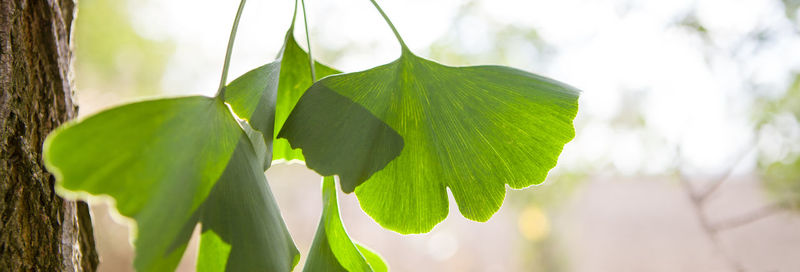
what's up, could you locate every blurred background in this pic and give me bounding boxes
[73,0,800,271]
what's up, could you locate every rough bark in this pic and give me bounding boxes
[0,0,98,271]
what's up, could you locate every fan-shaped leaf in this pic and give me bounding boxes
[45,66,304,271]
[44,96,241,271]
[280,53,579,233]
[272,30,341,162]
[194,123,299,271]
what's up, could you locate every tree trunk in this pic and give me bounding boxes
[0,0,98,271]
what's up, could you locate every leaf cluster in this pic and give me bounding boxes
[43,0,580,271]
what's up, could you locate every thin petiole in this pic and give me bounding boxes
[368,0,410,53]
[290,0,298,30]
[215,0,247,100]
[300,0,316,81]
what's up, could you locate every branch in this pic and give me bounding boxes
[677,173,746,272]
[695,146,755,203]
[711,204,783,231]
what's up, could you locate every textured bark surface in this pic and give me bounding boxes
[0,0,98,271]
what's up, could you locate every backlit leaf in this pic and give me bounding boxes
[277,88,404,193]
[272,28,341,162]
[44,96,241,271]
[280,52,579,234]
[194,123,299,271]
[356,244,388,272]
[224,23,340,165]
[303,176,387,272]
[45,67,303,271]
[225,62,280,167]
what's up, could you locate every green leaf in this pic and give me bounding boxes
[272,30,341,162]
[225,61,281,167]
[280,53,579,234]
[277,86,404,193]
[194,122,300,271]
[45,73,302,271]
[197,231,231,272]
[224,30,340,165]
[303,177,387,272]
[43,96,241,271]
[356,244,388,272]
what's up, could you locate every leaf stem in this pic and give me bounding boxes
[216,0,247,100]
[300,0,316,81]
[290,0,298,30]
[368,0,409,53]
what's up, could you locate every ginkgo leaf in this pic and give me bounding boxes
[280,52,579,233]
[43,96,242,271]
[355,244,388,272]
[272,29,341,162]
[225,26,340,164]
[277,87,404,193]
[193,122,299,272]
[225,62,280,167]
[303,176,387,272]
[44,62,306,270]
[270,1,403,192]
